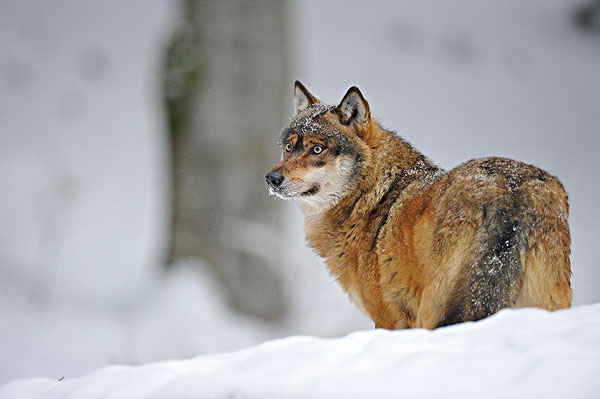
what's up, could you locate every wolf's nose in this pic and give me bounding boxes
[265,171,284,188]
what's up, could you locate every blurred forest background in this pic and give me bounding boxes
[1,0,599,384]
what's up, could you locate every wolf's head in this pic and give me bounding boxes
[265,81,377,214]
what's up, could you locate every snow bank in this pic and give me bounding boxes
[0,262,285,384]
[2,304,599,399]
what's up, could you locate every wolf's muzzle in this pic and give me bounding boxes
[265,170,284,188]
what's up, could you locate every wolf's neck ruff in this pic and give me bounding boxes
[265,82,572,330]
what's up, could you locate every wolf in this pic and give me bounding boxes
[265,81,572,329]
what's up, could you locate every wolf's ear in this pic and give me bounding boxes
[294,80,319,114]
[335,86,370,126]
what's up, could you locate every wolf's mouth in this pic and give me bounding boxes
[268,184,320,199]
[301,184,320,197]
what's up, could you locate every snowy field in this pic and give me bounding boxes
[2,304,599,398]
[1,0,600,392]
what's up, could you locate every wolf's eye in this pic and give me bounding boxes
[285,143,292,152]
[312,145,323,154]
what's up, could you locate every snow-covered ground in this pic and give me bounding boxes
[2,304,599,398]
[1,0,600,390]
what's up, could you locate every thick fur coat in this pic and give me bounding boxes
[265,82,571,329]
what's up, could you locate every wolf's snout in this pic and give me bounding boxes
[265,170,284,188]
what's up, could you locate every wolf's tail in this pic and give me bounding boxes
[437,197,531,327]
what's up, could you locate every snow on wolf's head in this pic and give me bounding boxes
[265,81,376,215]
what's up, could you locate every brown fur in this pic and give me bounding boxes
[266,82,572,329]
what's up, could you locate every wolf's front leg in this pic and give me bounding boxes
[415,285,439,330]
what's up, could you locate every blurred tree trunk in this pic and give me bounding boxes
[163,0,289,321]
